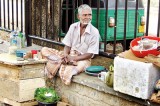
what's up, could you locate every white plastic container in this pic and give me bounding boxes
[114,56,160,99]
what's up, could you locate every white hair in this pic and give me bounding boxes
[78,4,92,15]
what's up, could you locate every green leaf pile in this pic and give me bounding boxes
[34,87,60,103]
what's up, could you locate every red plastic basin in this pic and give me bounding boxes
[130,36,160,58]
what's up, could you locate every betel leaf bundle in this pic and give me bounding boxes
[34,87,60,103]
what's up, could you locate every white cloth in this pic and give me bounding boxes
[62,22,100,54]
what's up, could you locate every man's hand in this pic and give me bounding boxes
[66,55,75,62]
[61,56,68,64]
[61,55,77,65]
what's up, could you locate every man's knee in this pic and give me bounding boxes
[41,47,50,57]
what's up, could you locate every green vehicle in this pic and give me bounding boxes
[62,0,145,41]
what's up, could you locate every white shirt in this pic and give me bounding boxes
[62,22,100,54]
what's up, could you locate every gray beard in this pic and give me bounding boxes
[80,19,91,25]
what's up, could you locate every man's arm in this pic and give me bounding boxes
[63,45,71,63]
[63,45,71,57]
[67,53,93,62]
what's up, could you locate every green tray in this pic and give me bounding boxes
[86,66,106,73]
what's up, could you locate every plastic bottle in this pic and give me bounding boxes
[22,32,27,48]
[12,34,17,46]
[8,31,18,54]
[17,31,23,48]
[9,30,18,46]
[9,30,14,46]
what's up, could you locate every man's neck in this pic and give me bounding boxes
[80,23,87,29]
[80,23,88,36]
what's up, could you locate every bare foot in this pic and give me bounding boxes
[41,47,53,57]
[46,61,61,78]
[62,66,74,85]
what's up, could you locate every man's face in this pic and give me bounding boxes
[78,9,92,25]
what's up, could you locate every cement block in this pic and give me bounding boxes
[114,56,160,99]
[0,78,45,102]
[53,77,142,106]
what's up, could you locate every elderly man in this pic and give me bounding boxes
[41,4,100,85]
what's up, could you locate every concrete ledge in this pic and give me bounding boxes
[52,73,160,106]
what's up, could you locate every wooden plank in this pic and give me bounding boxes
[57,102,72,106]
[0,63,45,80]
[20,101,38,106]
[0,78,45,102]
[0,96,38,106]
[0,98,72,106]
